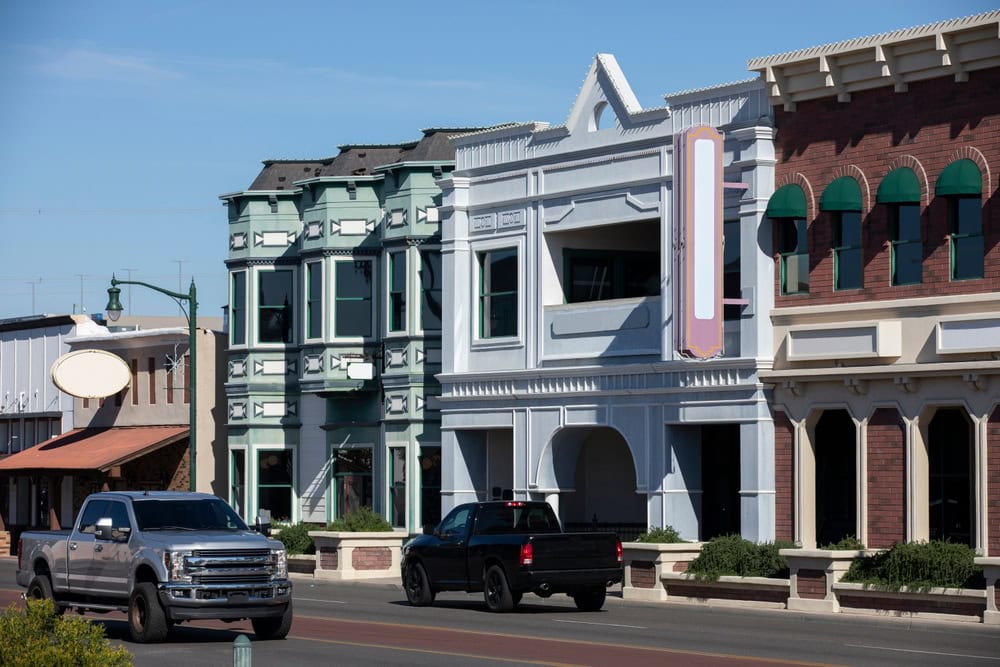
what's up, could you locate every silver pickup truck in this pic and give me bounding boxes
[16,491,292,643]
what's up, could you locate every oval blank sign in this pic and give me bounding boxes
[51,349,131,398]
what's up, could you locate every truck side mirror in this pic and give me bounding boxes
[255,509,271,537]
[95,517,114,541]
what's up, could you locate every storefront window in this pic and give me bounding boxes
[257,450,293,522]
[333,448,373,519]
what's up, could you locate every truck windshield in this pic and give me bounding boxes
[476,504,561,534]
[132,498,249,532]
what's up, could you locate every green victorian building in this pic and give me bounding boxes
[220,128,485,534]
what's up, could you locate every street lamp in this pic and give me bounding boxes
[106,274,198,492]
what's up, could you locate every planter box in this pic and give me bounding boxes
[834,582,986,623]
[661,573,790,609]
[622,542,702,602]
[288,554,316,577]
[309,531,405,581]
[974,557,1000,625]
[781,548,865,613]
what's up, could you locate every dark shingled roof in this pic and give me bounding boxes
[248,160,333,191]
[245,126,502,190]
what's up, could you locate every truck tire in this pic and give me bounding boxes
[26,574,64,615]
[128,582,169,643]
[404,562,435,606]
[251,601,293,640]
[483,565,515,612]
[572,586,607,612]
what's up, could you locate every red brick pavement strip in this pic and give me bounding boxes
[0,589,836,667]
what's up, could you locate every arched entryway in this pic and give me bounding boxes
[927,407,974,546]
[540,427,645,540]
[814,410,857,547]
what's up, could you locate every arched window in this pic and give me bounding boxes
[820,177,863,291]
[936,159,983,281]
[877,168,922,286]
[766,184,809,295]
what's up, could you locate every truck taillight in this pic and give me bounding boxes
[17,539,22,569]
[519,542,533,566]
[616,540,623,563]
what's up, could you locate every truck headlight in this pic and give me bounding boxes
[271,548,287,580]
[164,550,193,582]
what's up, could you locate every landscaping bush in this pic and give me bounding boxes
[326,506,392,532]
[275,522,320,555]
[634,525,685,544]
[0,599,132,667]
[687,534,795,581]
[841,540,983,592]
[821,536,865,550]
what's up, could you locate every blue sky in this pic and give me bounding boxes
[0,0,993,320]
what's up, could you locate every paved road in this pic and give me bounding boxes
[2,559,998,666]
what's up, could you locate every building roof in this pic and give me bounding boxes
[0,426,188,473]
[747,11,1000,109]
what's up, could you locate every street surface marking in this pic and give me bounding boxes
[294,596,346,604]
[845,644,1000,661]
[553,619,647,629]
[293,635,576,666]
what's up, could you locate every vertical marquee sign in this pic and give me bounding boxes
[674,125,723,359]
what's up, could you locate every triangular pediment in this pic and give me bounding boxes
[562,54,670,135]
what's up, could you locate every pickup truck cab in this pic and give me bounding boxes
[401,501,622,612]
[16,491,292,643]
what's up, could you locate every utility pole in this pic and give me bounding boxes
[26,278,41,314]
[74,274,88,314]
[172,260,187,317]
[122,268,139,315]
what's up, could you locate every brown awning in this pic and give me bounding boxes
[0,426,189,473]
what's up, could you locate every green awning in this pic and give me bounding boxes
[766,184,807,219]
[820,176,862,212]
[876,167,920,204]
[935,159,982,196]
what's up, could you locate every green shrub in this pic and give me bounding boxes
[841,540,983,592]
[686,534,795,581]
[275,522,320,555]
[327,506,392,532]
[634,526,685,544]
[0,599,132,666]
[821,536,866,550]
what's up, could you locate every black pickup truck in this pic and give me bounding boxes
[401,501,622,612]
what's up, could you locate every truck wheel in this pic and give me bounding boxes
[128,582,169,643]
[404,562,435,606]
[572,586,607,612]
[484,565,514,612]
[26,574,64,615]
[251,601,293,640]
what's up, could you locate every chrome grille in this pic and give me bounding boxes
[185,549,275,583]
[196,573,271,584]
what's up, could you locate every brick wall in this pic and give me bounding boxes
[319,547,338,570]
[838,593,984,619]
[796,569,827,600]
[989,406,1000,557]
[772,69,1000,307]
[630,561,655,588]
[124,441,189,490]
[665,582,789,605]
[352,546,391,571]
[775,411,795,542]
[867,408,906,549]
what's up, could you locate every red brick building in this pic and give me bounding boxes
[750,12,1000,554]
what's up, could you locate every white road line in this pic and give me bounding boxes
[295,597,347,604]
[553,619,646,629]
[845,644,1000,661]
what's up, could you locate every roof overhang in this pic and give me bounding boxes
[747,11,1000,109]
[0,426,189,474]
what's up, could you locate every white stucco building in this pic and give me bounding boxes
[437,55,778,541]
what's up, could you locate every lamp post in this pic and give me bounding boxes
[106,274,198,492]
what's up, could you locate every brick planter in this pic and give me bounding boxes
[661,573,790,609]
[781,548,865,613]
[622,542,702,602]
[974,557,1000,625]
[308,531,405,581]
[288,554,317,577]
[834,582,987,623]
